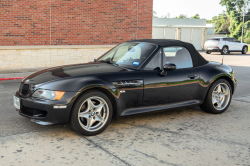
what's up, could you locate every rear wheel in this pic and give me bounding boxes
[221,47,228,55]
[200,79,232,114]
[69,90,113,136]
[205,50,211,54]
[242,46,248,54]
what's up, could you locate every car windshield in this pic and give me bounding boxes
[98,42,157,69]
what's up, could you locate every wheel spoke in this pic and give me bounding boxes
[86,117,95,129]
[79,111,90,119]
[95,103,104,114]
[212,98,218,105]
[95,114,105,123]
[87,99,95,110]
[213,91,218,96]
[217,100,222,108]
[221,85,229,96]
[223,88,229,96]
[217,85,222,93]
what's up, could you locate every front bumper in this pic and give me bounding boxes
[14,90,77,125]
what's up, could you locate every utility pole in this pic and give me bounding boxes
[241,9,245,43]
[241,0,248,43]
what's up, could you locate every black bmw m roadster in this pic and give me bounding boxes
[14,39,237,135]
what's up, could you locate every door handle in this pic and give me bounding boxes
[188,74,197,79]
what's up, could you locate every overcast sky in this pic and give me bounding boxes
[153,0,226,20]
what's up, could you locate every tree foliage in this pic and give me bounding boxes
[209,0,250,42]
[175,14,188,19]
[174,14,201,19]
[153,11,158,18]
[191,14,200,19]
[220,0,249,14]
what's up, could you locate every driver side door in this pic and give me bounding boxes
[142,47,199,106]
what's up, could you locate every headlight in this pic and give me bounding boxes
[32,89,65,100]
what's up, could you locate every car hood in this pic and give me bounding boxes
[22,62,130,85]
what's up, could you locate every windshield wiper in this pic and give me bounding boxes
[99,60,119,66]
[100,60,113,64]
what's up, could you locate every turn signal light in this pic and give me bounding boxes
[54,91,65,100]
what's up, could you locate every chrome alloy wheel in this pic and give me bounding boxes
[212,83,230,111]
[78,96,109,132]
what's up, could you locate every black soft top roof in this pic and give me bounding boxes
[128,39,208,67]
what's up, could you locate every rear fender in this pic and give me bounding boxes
[194,63,236,101]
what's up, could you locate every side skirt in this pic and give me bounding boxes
[121,100,202,116]
[227,50,243,52]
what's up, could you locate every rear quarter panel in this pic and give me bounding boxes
[194,62,236,101]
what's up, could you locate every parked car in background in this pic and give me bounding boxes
[14,39,237,136]
[205,37,248,55]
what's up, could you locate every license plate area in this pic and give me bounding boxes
[13,96,20,110]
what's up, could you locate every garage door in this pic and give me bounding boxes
[181,28,192,43]
[152,28,164,39]
[192,28,202,50]
[164,28,175,39]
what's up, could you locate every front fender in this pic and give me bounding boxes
[36,76,116,92]
[36,77,123,116]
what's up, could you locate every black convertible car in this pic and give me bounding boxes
[14,39,237,135]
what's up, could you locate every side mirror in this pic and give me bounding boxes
[160,63,176,76]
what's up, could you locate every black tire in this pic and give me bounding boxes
[221,46,228,55]
[205,50,211,54]
[199,79,232,114]
[242,46,248,54]
[69,90,113,136]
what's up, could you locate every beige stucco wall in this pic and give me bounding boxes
[0,45,115,73]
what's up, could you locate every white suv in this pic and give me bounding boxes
[204,37,248,55]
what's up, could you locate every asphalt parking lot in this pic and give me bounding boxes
[0,52,250,165]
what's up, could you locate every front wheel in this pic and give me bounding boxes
[200,79,232,114]
[242,46,248,54]
[69,90,113,136]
